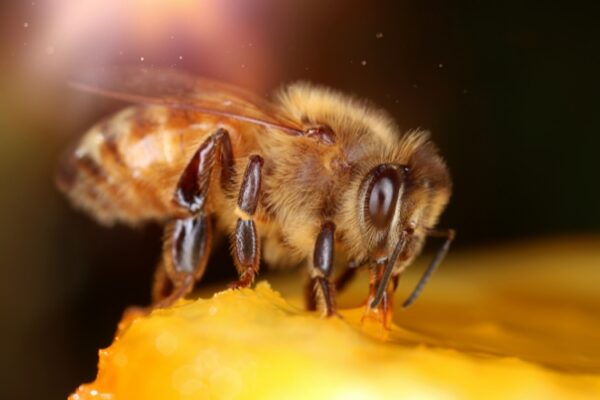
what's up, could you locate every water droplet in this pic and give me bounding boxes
[241,63,246,69]
[23,22,29,28]
[375,32,383,39]
[361,60,367,66]
[140,56,145,62]
[438,63,444,68]
[179,55,183,60]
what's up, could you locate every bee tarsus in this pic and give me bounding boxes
[310,221,337,317]
[154,213,212,308]
[231,155,264,288]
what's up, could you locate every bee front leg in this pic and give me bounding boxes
[307,221,338,317]
[230,155,264,288]
[152,128,234,308]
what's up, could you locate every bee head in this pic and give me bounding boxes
[355,142,451,307]
[358,163,409,262]
[357,140,451,262]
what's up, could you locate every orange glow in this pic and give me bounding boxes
[21,0,280,89]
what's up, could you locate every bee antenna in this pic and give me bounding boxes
[402,229,455,308]
[369,232,407,308]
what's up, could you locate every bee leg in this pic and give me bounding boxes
[154,213,213,308]
[151,128,232,308]
[173,128,232,213]
[151,261,172,303]
[309,221,337,317]
[230,155,264,289]
[304,278,318,311]
[334,259,363,293]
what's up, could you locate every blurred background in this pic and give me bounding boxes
[0,1,598,398]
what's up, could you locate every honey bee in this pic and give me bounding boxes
[57,68,454,323]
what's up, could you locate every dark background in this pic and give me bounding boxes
[0,1,598,398]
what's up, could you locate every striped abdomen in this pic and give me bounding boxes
[56,106,236,226]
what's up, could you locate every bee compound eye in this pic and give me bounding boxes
[366,165,401,229]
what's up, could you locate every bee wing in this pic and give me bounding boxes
[70,67,303,135]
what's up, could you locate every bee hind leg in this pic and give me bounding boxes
[172,128,233,214]
[152,213,213,308]
[230,155,264,289]
[151,128,233,308]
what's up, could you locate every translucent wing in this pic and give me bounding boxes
[70,67,303,135]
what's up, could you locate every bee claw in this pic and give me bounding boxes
[228,271,255,289]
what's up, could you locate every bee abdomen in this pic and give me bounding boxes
[56,149,130,225]
[57,118,170,226]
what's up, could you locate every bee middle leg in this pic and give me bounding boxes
[230,155,264,288]
[152,128,234,308]
[306,221,338,316]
